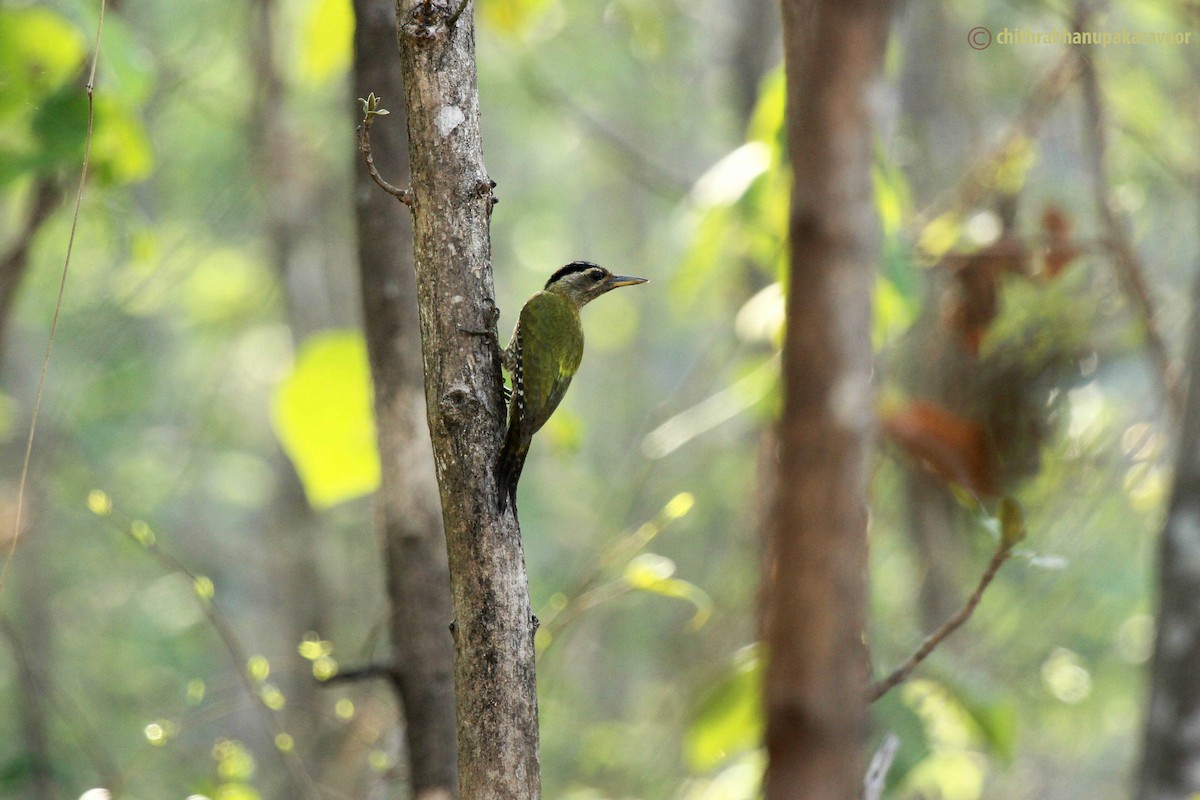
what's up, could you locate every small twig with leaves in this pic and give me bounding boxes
[91,496,325,800]
[869,497,1026,703]
[357,93,412,206]
[0,0,107,600]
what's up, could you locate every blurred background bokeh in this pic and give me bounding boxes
[1,0,1197,797]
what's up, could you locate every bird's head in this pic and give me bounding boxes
[544,261,648,307]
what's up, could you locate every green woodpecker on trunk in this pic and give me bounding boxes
[497,261,648,511]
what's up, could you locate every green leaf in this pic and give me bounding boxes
[0,8,86,119]
[998,495,1026,549]
[871,688,932,790]
[271,331,380,508]
[684,645,762,773]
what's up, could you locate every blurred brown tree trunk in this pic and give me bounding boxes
[1137,274,1200,800]
[763,0,890,798]
[351,0,459,795]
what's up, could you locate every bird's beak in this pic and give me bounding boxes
[607,274,649,289]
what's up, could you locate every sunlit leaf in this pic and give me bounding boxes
[0,8,86,118]
[260,684,286,710]
[691,142,771,209]
[685,645,762,773]
[87,489,113,516]
[298,0,353,85]
[214,784,260,800]
[624,553,676,587]
[916,211,961,264]
[247,655,270,682]
[213,739,256,782]
[193,575,215,601]
[270,331,381,508]
[663,492,695,521]
[481,0,558,37]
[623,554,713,628]
[90,97,154,184]
[873,274,917,350]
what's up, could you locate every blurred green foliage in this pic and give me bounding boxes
[0,0,1193,797]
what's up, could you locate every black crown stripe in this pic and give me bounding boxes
[545,261,602,289]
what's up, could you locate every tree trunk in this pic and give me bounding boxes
[388,2,540,797]
[1136,274,1200,800]
[763,1,890,799]
[351,0,459,795]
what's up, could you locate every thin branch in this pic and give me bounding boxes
[321,664,396,684]
[916,51,1078,227]
[1075,4,1183,424]
[514,60,693,198]
[868,539,1013,703]
[99,509,327,800]
[357,94,413,205]
[0,0,107,599]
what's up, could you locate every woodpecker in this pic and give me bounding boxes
[497,261,648,511]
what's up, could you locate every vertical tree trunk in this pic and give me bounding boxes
[763,1,890,799]
[388,2,540,797]
[351,0,459,795]
[1137,274,1200,800]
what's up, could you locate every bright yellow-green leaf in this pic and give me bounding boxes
[624,554,713,629]
[663,492,695,521]
[481,0,557,37]
[130,519,155,547]
[213,739,256,782]
[624,553,676,587]
[685,645,762,772]
[247,655,270,682]
[260,684,286,710]
[193,575,215,601]
[0,8,87,116]
[916,211,962,264]
[298,0,353,85]
[270,331,380,508]
[312,655,339,681]
[872,274,917,350]
[91,97,154,184]
[87,489,113,516]
[215,784,261,800]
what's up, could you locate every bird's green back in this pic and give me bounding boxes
[518,290,584,432]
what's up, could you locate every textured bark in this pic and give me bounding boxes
[351,0,459,795]
[1137,275,1200,800]
[763,1,890,799]
[390,2,540,797]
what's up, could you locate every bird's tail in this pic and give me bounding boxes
[496,423,529,512]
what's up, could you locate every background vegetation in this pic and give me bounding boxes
[0,0,1195,798]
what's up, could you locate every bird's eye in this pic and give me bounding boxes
[587,269,605,281]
